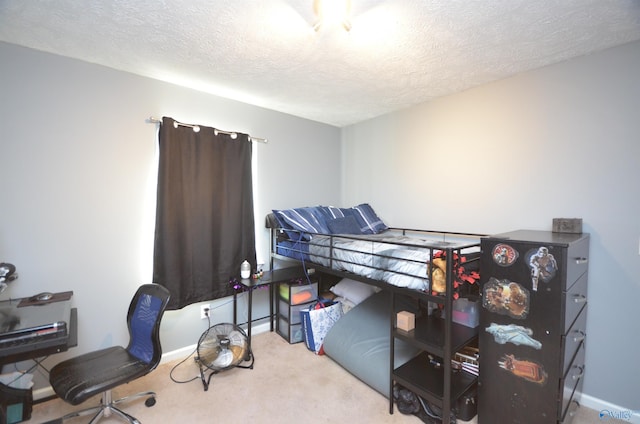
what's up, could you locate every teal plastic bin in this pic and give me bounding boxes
[0,383,32,424]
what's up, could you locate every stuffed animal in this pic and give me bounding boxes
[430,257,447,294]
[429,252,480,297]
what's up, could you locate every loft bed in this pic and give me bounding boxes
[266,205,483,422]
[266,205,483,299]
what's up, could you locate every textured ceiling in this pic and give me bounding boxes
[1,0,640,127]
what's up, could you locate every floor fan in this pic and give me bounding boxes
[194,322,253,391]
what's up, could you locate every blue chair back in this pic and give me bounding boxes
[126,284,171,365]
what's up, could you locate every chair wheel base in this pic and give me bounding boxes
[47,390,157,423]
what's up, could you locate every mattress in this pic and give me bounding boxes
[277,231,480,291]
[322,290,421,398]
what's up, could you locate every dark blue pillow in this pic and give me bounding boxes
[352,203,388,234]
[273,206,330,239]
[327,216,362,234]
[318,205,346,221]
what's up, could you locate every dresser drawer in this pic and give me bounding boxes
[560,342,585,422]
[277,316,304,344]
[279,281,318,305]
[560,399,581,424]
[562,307,587,376]
[563,272,588,332]
[279,299,313,325]
[565,237,589,289]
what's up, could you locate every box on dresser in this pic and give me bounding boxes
[552,218,582,234]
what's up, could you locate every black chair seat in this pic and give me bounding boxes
[47,284,170,423]
[50,346,151,405]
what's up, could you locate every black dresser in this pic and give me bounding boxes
[478,230,589,424]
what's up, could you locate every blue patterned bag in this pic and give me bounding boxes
[300,301,342,354]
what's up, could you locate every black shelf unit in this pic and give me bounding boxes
[394,352,477,406]
[389,245,480,424]
[394,315,477,356]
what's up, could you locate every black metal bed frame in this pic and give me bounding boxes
[266,217,484,424]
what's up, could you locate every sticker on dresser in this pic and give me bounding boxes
[491,243,518,267]
[525,246,558,291]
[485,323,543,349]
[498,354,548,385]
[482,277,530,319]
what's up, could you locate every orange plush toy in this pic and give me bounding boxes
[430,251,480,298]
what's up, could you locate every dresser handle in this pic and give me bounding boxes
[573,331,586,343]
[575,257,588,265]
[572,366,585,380]
[568,400,580,417]
[573,294,587,304]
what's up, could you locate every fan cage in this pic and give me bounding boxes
[195,323,251,372]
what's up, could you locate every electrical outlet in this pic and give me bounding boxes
[200,304,210,320]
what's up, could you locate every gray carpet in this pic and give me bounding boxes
[31,331,618,423]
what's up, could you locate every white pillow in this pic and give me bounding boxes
[330,278,376,305]
[333,296,355,315]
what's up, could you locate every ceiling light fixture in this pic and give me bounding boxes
[313,0,352,32]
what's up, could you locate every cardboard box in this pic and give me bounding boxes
[396,311,415,331]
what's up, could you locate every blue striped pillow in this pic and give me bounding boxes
[273,207,330,239]
[318,205,346,220]
[352,203,388,234]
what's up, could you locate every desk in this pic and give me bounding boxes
[0,294,77,423]
[0,296,77,365]
[232,267,308,347]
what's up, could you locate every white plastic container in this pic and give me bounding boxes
[240,260,251,279]
[452,298,479,328]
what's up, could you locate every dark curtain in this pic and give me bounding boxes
[153,117,256,310]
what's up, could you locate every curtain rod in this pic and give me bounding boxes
[147,117,268,144]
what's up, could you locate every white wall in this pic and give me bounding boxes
[3,38,639,412]
[0,42,341,362]
[341,41,640,410]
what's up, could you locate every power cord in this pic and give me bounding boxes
[168,298,231,385]
[169,294,257,386]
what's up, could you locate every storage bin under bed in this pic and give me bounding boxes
[278,281,317,305]
[277,316,304,344]
[277,280,318,343]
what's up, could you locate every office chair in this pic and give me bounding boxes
[47,283,170,424]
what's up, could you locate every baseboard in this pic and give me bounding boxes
[35,321,638,424]
[580,393,640,423]
[35,323,266,401]
[161,343,198,363]
[33,386,55,401]
[163,324,638,423]
[161,321,271,364]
